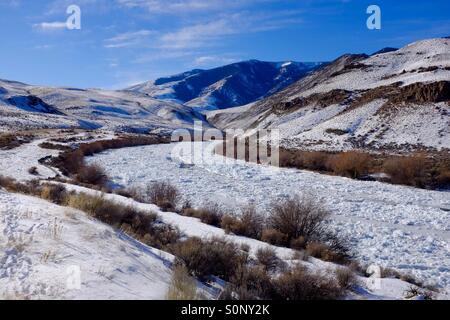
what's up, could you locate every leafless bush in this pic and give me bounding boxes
[146,182,180,211]
[40,184,67,205]
[65,192,180,250]
[383,155,427,187]
[305,242,349,264]
[223,265,274,300]
[172,237,247,281]
[221,206,264,239]
[261,229,288,246]
[269,195,330,246]
[271,266,345,300]
[327,151,372,178]
[182,203,224,227]
[76,164,107,187]
[335,267,358,290]
[256,247,284,272]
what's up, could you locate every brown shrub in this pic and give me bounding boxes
[223,265,274,300]
[327,151,372,178]
[261,229,288,246]
[268,195,330,245]
[76,164,107,186]
[0,176,40,195]
[146,182,180,210]
[301,152,331,171]
[436,167,450,188]
[221,206,264,239]
[272,266,344,300]
[290,236,307,250]
[240,206,264,239]
[221,215,245,235]
[172,237,246,281]
[255,247,283,272]
[0,133,32,150]
[40,184,67,205]
[383,155,427,187]
[65,192,179,250]
[166,265,198,300]
[335,267,358,290]
[183,203,223,227]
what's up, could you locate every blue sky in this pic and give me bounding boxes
[0,0,449,89]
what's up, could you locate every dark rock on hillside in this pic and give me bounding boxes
[6,95,63,115]
[372,47,398,56]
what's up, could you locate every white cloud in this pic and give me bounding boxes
[157,10,302,50]
[104,30,155,48]
[115,0,264,13]
[193,55,238,67]
[33,21,67,31]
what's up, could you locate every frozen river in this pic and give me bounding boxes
[88,142,450,291]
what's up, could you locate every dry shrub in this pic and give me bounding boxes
[261,229,288,246]
[221,206,264,239]
[146,182,180,211]
[268,195,330,246]
[166,265,198,300]
[335,267,358,290]
[306,242,349,263]
[223,265,274,300]
[301,152,330,171]
[0,176,40,196]
[272,266,344,300]
[183,203,223,227]
[172,237,246,281]
[0,133,31,150]
[256,247,283,272]
[290,236,307,250]
[383,155,427,187]
[221,215,244,234]
[40,184,67,205]
[436,166,450,188]
[65,192,180,250]
[240,206,264,239]
[327,151,372,178]
[76,164,107,186]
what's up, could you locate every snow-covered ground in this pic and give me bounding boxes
[0,190,176,300]
[0,131,117,181]
[88,142,450,291]
[0,139,60,181]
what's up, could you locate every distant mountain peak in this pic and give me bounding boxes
[126,59,324,111]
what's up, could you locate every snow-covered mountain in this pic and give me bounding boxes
[207,38,450,152]
[0,79,208,134]
[127,60,324,111]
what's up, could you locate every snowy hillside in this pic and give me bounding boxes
[0,79,207,134]
[208,38,450,152]
[127,60,323,111]
[0,190,176,300]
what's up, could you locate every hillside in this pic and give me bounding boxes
[207,38,450,153]
[0,79,207,134]
[127,60,323,111]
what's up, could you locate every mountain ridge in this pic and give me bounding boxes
[126,59,325,111]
